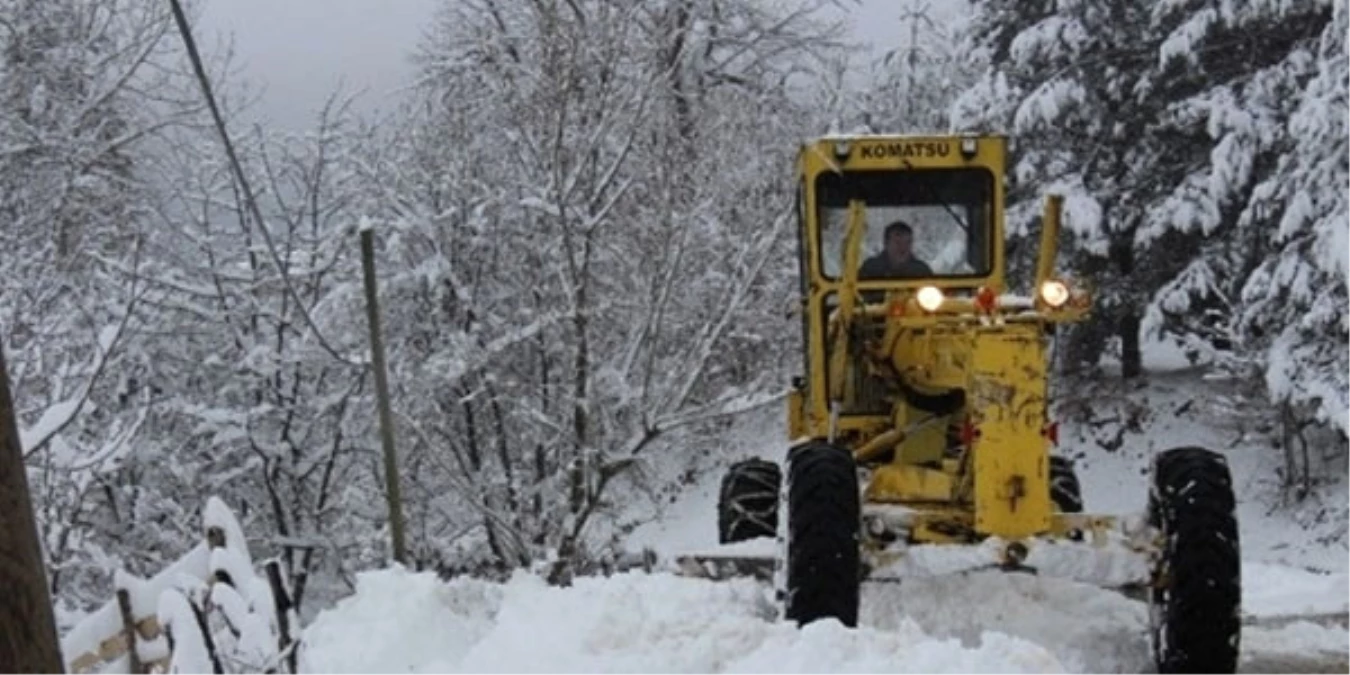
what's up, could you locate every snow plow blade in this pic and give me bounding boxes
[672,537,777,581]
[671,530,1158,592]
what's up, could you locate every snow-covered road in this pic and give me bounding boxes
[299,564,1348,673]
[862,565,1348,673]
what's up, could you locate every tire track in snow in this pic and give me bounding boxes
[857,570,1349,674]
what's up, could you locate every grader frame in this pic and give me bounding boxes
[789,134,1096,550]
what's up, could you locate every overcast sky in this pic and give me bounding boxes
[197,0,963,131]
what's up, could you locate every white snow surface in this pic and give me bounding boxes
[302,566,1067,674]
[299,353,1347,673]
[61,543,212,669]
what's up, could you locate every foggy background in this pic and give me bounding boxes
[199,0,965,130]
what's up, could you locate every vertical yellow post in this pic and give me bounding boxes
[828,200,867,404]
[1035,194,1063,289]
[970,329,1052,539]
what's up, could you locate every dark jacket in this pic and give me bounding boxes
[858,253,933,280]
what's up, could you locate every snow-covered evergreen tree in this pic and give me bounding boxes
[1236,2,1347,436]
[954,0,1164,375]
[954,0,1337,388]
[1144,0,1332,369]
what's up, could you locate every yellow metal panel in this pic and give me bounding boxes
[894,404,947,466]
[890,326,976,391]
[787,389,805,439]
[802,136,1006,172]
[865,464,954,503]
[907,508,975,544]
[970,327,1051,538]
[1036,194,1063,288]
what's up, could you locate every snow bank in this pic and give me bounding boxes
[1243,620,1350,665]
[1244,562,1350,619]
[61,544,212,669]
[861,571,1150,673]
[301,567,1066,673]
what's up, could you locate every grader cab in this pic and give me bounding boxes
[682,134,1243,673]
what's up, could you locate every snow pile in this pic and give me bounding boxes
[301,567,1066,674]
[61,545,212,672]
[1243,562,1350,619]
[862,571,1150,673]
[60,496,295,674]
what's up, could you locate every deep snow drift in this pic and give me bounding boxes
[300,567,1067,674]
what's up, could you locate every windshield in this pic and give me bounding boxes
[816,168,993,280]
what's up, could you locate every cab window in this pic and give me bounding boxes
[815,168,993,280]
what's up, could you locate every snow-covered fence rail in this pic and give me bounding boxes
[62,497,298,674]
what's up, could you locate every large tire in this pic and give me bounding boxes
[1147,447,1241,674]
[1050,456,1083,513]
[784,441,860,628]
[717,458,781,544]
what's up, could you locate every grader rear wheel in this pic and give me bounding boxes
[1147,446,1241,674]
[717,458,781,544]
[784,441,860,628]
[1050,455,1083,513]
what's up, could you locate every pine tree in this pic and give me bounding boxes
[861,0,978,134]
[955,0,1336,383]
[954,0,1161,376]
[1143,0,1332,370]
[1236,2,1347,436]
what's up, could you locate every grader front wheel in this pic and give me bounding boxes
[784,441,860,628]
[1147,446,1241,673]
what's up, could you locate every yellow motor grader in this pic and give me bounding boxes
[685,134,1241,673]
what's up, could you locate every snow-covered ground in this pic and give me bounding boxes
[300,342,1348,673]
[302,568,1067,673]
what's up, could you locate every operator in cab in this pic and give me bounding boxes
[859,220,933,279]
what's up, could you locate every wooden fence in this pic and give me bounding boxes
[63,498,296,674]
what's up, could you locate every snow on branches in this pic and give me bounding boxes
[63,497,297,674]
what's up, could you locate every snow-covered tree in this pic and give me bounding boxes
[128,95,387,613]
[1236,2,1347,439]
[953,0,1335,383]
[0,0,210,614]
[1143,0,1332,367]
[953,0,1163,375]
[860,0,979,133]
[365,0,846,580]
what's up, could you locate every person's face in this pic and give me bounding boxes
[886,230,913,261]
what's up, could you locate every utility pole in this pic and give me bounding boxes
[0,344,64,673]
[360,225,407,566]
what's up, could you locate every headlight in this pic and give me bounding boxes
[960,136,978,158]
[916,286,944,312]
[1039,280,1070,308]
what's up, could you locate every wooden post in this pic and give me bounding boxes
[115,589,142,674]
[360,226,407,565]
[0,343,65,673]
[264,561,296,674]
